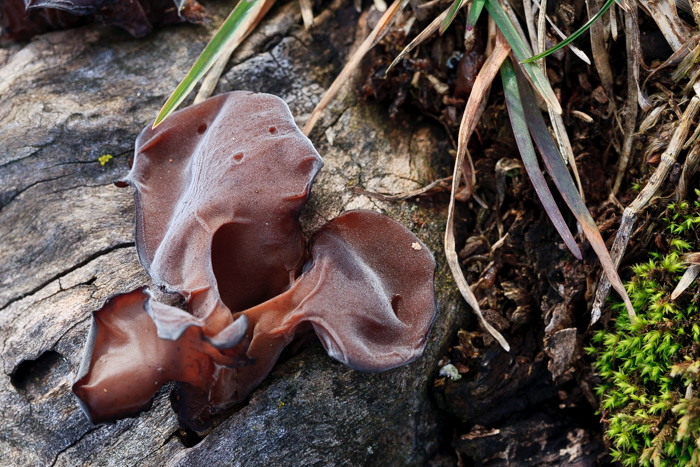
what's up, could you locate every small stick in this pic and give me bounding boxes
[676,143,700,201]
[612,4,640,194]
[592,95,700,323]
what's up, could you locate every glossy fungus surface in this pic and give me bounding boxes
[72,287,249,424]
[230,210,437,402]
[1,0,203,40]
[123,91,323,332]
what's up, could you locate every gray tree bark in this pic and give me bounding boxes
[0,1,463,465]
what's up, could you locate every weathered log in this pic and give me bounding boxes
[0,1,463,465]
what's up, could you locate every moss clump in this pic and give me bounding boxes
[588,192,700,466]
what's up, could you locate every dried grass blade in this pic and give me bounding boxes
[514,64,635,319]
[194,0,277,105]
[671,264,700,300]
[613,4,641,194]
[676,143,700,200]
[304,0,406,136]
[637,0,691,51]
[523,0,615,64]
[545,15,591,65]
[386,8,449,75]
[299,0,314,28]
[501,59,582,260]
[585,0,617,117]
[537,0,586,199]
[446,31,511,351]
[485,0,561,113]
[153,0,264,128]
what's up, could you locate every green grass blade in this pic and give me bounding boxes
[514,63,635,318]
[153,0,260,128]
[500,59,582,260]
[440,0,465,35]
[484,0,561,113]
[465,0,485,31]
[521,0,615,64]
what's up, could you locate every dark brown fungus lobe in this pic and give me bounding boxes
[72,287,249,425]
[227,210,437,403]
[454,38,485,99]
[122,91,323,332]
[0,0,204,41]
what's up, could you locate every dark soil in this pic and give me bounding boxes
[361,2,700,465]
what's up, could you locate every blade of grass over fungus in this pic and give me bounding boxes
[387,7,449,75]
[153,0,261,128]
[514,64,635,319]
[522,0,615,64]
[304,0,405,135]
[194,0,277,104]
[500,59,582,260]
[440,0,466,35]
[446,31,511,351]
[466,0,485,31]
[484,0,561,113]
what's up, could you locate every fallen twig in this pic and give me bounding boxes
[613,4,641,194]
[303,0,406,136]
[592,95,700,323]
[351,176,452,201]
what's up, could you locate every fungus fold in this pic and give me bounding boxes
[72,91,437,429]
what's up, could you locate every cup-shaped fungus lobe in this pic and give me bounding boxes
[230,210,438,402]
[120,91,323,328]
[72,287,249,424]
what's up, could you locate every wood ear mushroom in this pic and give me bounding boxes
[72,91,437,430]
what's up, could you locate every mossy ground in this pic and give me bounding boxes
[588,191,700,466]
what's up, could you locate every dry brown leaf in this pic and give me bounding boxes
[445,29,512,351]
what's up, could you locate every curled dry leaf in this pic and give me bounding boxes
[445,29,511,351]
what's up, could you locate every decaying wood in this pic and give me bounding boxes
[0,2,465,464]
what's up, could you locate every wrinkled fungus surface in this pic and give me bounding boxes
[0,0,203,41]
[72,91,437,430]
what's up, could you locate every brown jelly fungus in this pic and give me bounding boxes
[72,91,437,430]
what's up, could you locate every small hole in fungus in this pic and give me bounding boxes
[268,126,277,134]
[391,294,402,316]
[232,152,244,162]
[197,123,207,134]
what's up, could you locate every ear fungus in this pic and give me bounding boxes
[1,0,204,41]
[122,91,323,333]
[230,210,437,401]
[72,92,437,430]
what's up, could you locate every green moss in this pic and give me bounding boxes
[589,191,700,466]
